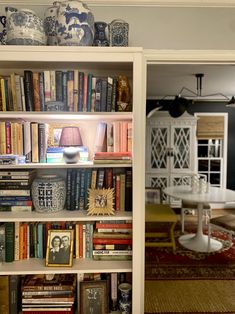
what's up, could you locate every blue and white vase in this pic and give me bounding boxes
[44,1,61,45]
[93,21,109,46]
[31,174,66,213]
[118,283,132,314]
[55,0,94,46]
[0,16,6,45]
[5,7,46,45]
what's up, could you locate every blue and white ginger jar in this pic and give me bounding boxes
[44,1,61,45]
[31,174,66,213]
[5,7,46,45]
[56,0,94,46]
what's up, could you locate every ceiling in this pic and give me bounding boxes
[147,64,235,100]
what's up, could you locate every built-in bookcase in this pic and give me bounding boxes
[0,46,145,314]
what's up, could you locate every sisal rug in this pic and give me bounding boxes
[145,280,235,314]
[145,225,235,280]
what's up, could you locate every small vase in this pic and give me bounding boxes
[118,283,132,314]
[93,21,109,46]
[44,1,61,45]
[109,19,129,47]
[5,6,46,45]
[31,174,66,213]
[56,0,95,46]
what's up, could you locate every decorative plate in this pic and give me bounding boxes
[0,15,6,45]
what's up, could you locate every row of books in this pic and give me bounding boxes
[94,121,132,154]
[0,170,35,212]
[0,275,21,314]
[92,221,132,261]
[0,120,133,162]
[0,70,131,113]
[0,220,133,263]
[21,274,76,314]
[66,167,132,211]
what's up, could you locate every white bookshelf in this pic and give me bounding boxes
[0,46,145,313]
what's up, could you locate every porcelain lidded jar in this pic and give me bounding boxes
[5,7,46,45]
[31,174,66,213]
[44,1,61,45]
[56,0,94,46]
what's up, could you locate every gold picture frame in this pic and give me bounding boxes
[46,229,74,267]
[87,188,115,216]
[80,280,108,314]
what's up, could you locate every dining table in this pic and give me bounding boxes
[163,185,235,252]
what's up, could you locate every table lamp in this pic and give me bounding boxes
[59,126,83,163]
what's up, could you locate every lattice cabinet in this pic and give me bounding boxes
[146,111,197,205]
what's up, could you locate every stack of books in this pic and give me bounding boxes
[21,274,77,314]
[93,151,132,164]
[92,220,132,260]
[0,170,36,212]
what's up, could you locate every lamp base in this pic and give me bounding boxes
[63,147,80,164]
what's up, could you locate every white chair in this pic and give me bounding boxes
[181,200,212,233]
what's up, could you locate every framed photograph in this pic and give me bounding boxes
[87,188,115,216]
[46,229,74,267]
[80,280,108,314]
[145,187,162,204]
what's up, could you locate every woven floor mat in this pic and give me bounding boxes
[145,280,235,313]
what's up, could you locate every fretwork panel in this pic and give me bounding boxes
[150,127,168,170]
[173,127,191,169]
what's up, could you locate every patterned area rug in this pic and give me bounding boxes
[145,224,235,280]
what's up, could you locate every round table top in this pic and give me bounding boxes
[163,185,235,204]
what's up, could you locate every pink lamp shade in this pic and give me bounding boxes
[59,127,83,147]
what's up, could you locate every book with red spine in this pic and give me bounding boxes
[94,151,132,160]
[95,222,132,229]
[93,238,132,245]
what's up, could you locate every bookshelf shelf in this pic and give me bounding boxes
[0,258,132,275]
[0,210,133,223]
[0,162,133,169]
[0,46,145,313]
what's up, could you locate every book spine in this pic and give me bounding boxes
[62,71,67,110]
[55,70,63,102]
[92,250,131,256]
[120,173,126,211]
[23,121,32,162]
[67,70,74,112]
[15,74,23,111]
[73,69,78,112]
[95,77,102,112]
[0,224,6,262]
[91,76,96,112]
[31,122,39,163]
[5,121,11,154]
[9,275,20,314]
[92,238,132,244]
[38,123,47,163]
[14,221,20,261]
[32,72,40,112]
[50,70,56,102]
[10,73,17,111]
[0,121,6,154]
[78,71,84,112]
[5,222,15,262]
[111,272,118,311]
[0,190,31,196]
[111,77,117,111]
[96,223,132,229]
[24,70,34,111]
[83,73,88,112]
[100,77,108,112]
[87,73,93,112]
[20,76,26,111]
[0,276,10,313]
[39,72,45,111]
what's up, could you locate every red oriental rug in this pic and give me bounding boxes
[145,223,235,280]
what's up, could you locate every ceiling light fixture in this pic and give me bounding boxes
[148,73,235,118]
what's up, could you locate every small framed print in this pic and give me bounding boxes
[145,187,162,204]
[46,229,74,267]
[80,280,108,314]
[87,188,115,216]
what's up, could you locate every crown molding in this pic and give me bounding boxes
[144,49,235,63]
[2,0,235,7]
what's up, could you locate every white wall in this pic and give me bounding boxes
[2,4,235,49]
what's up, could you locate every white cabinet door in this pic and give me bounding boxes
[146,111,197,205]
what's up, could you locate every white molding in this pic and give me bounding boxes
[2,0,235,7]
[144,49,235,64]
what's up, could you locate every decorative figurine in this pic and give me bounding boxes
[117,75,132,111]
[93,21,109,46]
